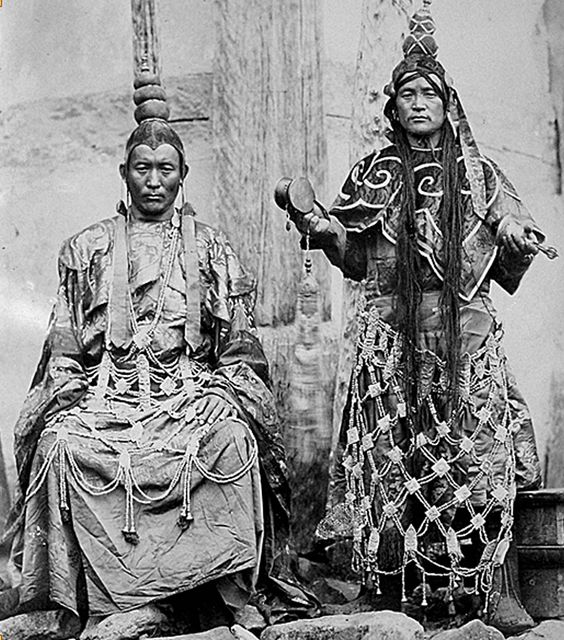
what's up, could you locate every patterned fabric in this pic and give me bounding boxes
[331,145,543,300]
[318,145,542,606]
[4,212,307,619]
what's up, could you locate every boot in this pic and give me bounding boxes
[486,541,535,635]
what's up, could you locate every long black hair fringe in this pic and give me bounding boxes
[392,122,423,412]
[438,123,463,412]
[391,120,463,424]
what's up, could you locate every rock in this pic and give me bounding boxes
[507,620,564,640]
[154,627,236,640]
[432,619,504,640]
[296,557,361,605]
[0,608,81,640]
[260,611,424,640]
[234,604,266,632]
[232,624,260,640]
[324,578,361,603]
[80,603,172,640]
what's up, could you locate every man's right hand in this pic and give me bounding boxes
[291,206,333,239]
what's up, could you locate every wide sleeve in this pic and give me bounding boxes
[13,245,89,494]
[202,229,290,515]
[321,150,403,281]
[338,232,368,281]
[483,158,545,295]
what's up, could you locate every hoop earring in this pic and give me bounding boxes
[122,180,131,209]
[118,180,131,214]
[175,180,187,212]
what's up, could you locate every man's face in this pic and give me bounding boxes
[395,75,446,142]
[121,143,185,219]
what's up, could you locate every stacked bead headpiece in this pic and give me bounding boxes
[124,58,185,165]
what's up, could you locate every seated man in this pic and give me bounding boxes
[0,79,312,634]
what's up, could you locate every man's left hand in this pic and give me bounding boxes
[497,219,539,258]
[193,394,237,424]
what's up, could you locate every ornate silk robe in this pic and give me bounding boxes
[4,210,300,618]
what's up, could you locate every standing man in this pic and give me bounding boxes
[281,0,548,634]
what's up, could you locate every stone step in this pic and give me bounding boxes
[0,609,81,640]
[260,611,423,640]
[154,624,256,640]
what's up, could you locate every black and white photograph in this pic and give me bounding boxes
[1,1,563,639]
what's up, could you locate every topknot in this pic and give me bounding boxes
[132,58,170,124]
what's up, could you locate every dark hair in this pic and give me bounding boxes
[392,117,463,423]
[392,122,422,411]
[124,118,185,167]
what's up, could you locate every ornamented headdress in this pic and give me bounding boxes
[384,0,487,220]
[123,60,186,167]
[384,0,449,100]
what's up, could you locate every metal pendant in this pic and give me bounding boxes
[180,355,197,396]
[94,350,111,407]
[133,327,151,351]
[160,376,177,396]
[136,352,151,410]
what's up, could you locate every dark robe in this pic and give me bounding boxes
[318,145,542,597]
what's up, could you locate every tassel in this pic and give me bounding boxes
[122,530,140,545]
[375,574,382,596]
[178,507,194,531]
[401,564,408,604]
[367,528,380,566]
[304,232,312,274]
[57,435,70,524]
[448,573,456,615]
[421,569,428,608]
[119,450,140,544]
[179,454,195,530]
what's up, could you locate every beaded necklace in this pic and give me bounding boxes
[94,208,201,411]
[128,209,182,409]
[128,209,181,352]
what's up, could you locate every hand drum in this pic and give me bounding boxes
[274,177,316,215]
